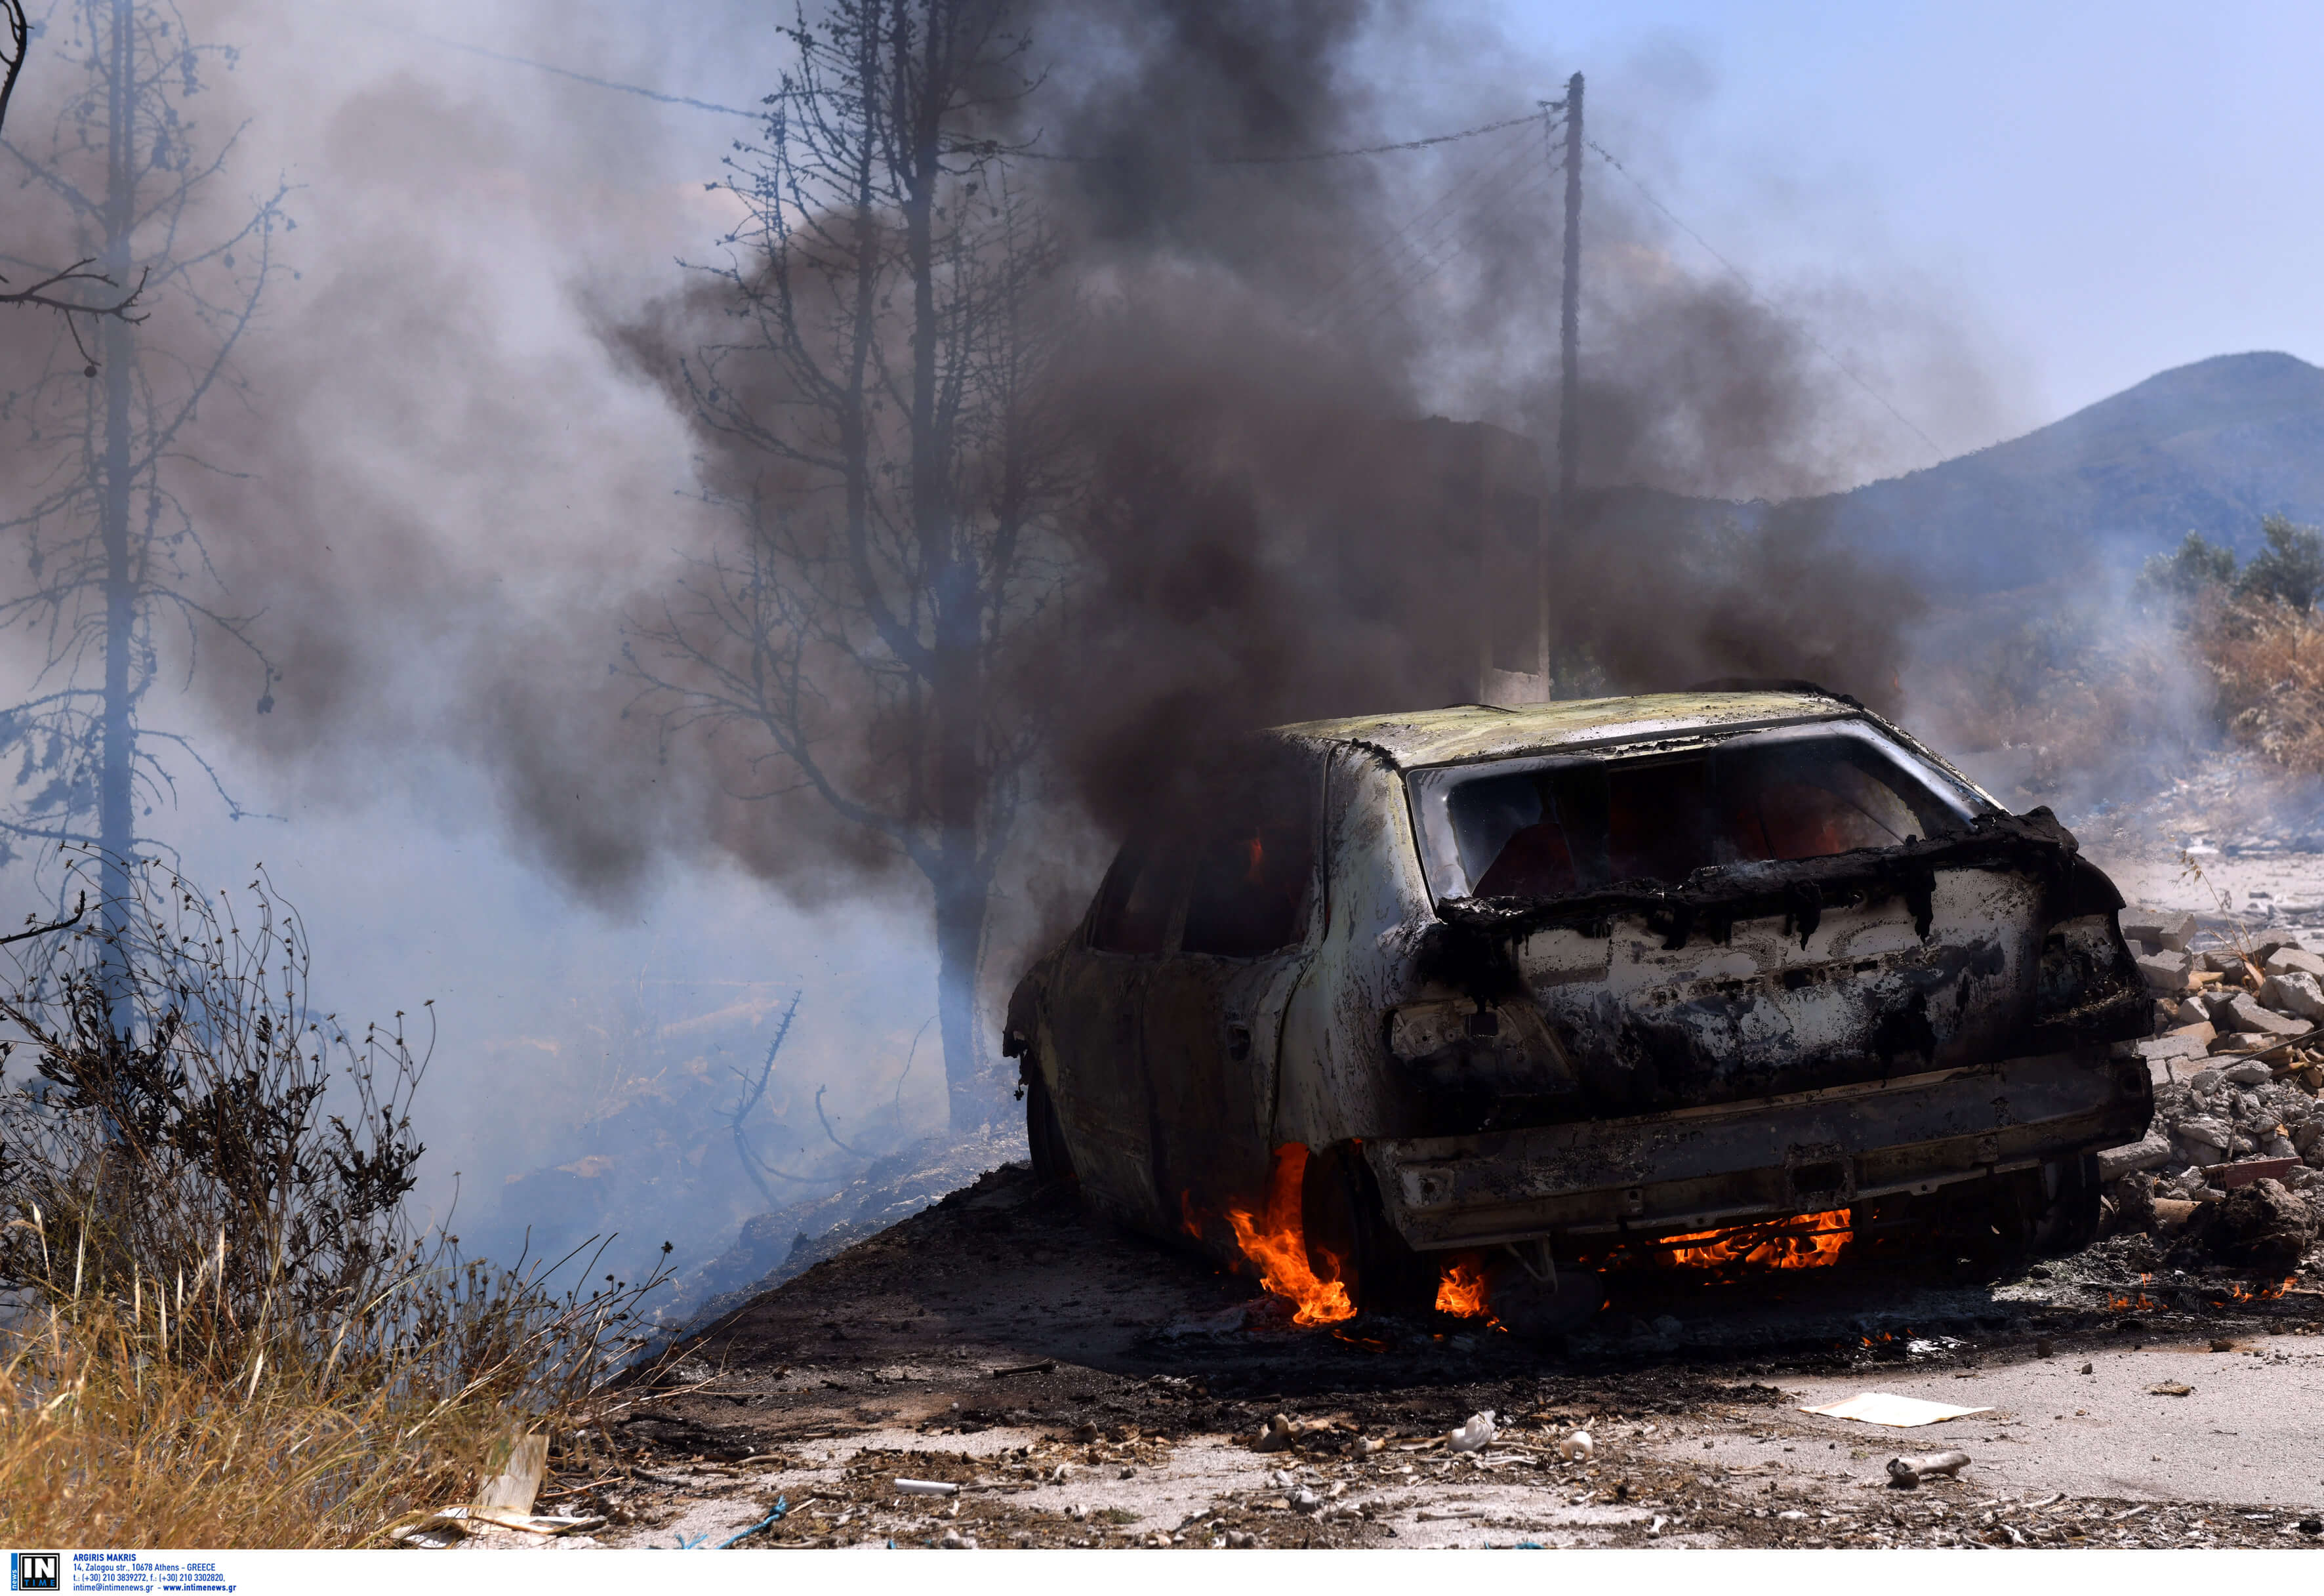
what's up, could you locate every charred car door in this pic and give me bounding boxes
[1139,751,1324,1231]
[1041,823,1181,1231]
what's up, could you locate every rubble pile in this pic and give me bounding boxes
[2108,907,2324,1261]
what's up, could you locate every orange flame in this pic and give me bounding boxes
[2212,1276,2293,1305]
[1223,1144,1356,1326]
[1435,1254,1491,1317]
[1663,1208,1852,1271]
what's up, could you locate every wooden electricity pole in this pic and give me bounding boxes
[1559,72,1583,508]
[1536,72,1582,700]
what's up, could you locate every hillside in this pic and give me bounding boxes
[1820,351,2324,591]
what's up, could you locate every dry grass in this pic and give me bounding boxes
[0,1298,478,1546]
[0,855,674,1546]
[2193,592,2324,773]
[0,1236,656,1547]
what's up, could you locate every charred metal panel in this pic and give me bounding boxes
[1392,811,2147,1137]
[1525,870,2041,1116]
[1371,1047,2149,1248]
[1274,741,1427,1151]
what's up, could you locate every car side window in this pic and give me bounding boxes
[1088,838,1177,955]
[1179,760,1316,958]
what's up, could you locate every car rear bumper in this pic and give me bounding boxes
[1369,1048,2150,1250]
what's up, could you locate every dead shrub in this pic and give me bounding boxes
[2189,591,2324,774]
[0,850,671,1544]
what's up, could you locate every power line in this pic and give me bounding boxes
[1585,136,1945,464]
[356,15,767,119]
[1298,124,1549,331]
[369,20,1560,171]
[933,110,1560,167]
[1314,155,1566,338]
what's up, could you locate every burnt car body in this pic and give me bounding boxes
[1005,687,2152,1316]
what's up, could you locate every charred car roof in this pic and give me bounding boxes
[1272,687,1934,771]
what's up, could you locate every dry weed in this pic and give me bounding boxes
[2193,592,2324,773]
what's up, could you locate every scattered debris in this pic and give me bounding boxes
[1446,1411,1498,1454]
[895,1479,960,1496]
[474,1429,549,1517]
[1886,1451,1972,1488]
[2210,1178,2317,1270]
[1556,1429,1595,1462]
[2148,1383,2195,1397]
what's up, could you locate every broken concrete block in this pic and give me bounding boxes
[2266,947,2324,980]
[2222,1058,2275,1086]
[2215,991,2308,1037]
[2203,949,2255,975]
[2133,1032,2210,1067]
[2264,971,2324,1023]
[2175,1116,2234,1155]
[2136,949,2196,993]
[2121,909,2197,951]
[2212,1177,2317,1270]
[2172,997,2211,1027]
[2096,1135,2174,1181]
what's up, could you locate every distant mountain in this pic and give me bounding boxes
[1818,351,2324,591]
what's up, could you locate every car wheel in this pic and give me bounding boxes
[2028,1155,2102,1255]
[1302,1142,1428,1313]
[1489,1262,1605,1340]
[1991,1157,2099,1260]
[1024,1065,1074,1185]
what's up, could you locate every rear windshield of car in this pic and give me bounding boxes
[1405,720,1989,904]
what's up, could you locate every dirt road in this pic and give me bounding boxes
[465,1162,2324,1551]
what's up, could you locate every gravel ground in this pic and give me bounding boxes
[431,1161,2324,1552]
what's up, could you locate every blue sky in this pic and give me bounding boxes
[1479,1,2322,438]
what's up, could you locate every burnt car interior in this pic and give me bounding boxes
[1088,763,1316,959]
[1413,722,1985,904]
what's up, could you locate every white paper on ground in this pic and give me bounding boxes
[1800,1391,1991,1427]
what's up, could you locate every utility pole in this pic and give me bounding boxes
[1537,72,1582,701]
[1559,71,1582,509]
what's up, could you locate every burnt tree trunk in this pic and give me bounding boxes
[906,16,998,1128]
[96,0,136,1014]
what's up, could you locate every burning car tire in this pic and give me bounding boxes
[1301,1142,1427,1314]
[1486,1261,1605,1339]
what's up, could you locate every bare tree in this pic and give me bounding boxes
[0,0,142,324]
[0,0,285,987]
[628,0,1072,1130]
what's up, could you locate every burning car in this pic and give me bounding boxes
[1004,685,2152,1329]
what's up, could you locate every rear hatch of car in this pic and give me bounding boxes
[1395,715,2145,1136]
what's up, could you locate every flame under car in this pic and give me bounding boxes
[1004,687,2153,1331]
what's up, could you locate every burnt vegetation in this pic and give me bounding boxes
[0,853,674,1544]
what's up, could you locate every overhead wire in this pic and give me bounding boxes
[1297,122,1553,335]
[348,11,769,119]
[1584,136,1945,463]
[1316,157,1566,341]
[997,106,1562,167]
